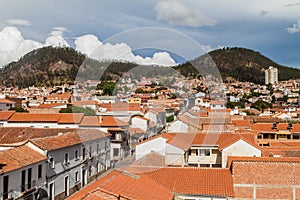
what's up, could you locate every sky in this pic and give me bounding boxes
[0,0,300,68]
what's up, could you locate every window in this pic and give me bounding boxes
[38,164,42,179]
[49,157,55,168]
[3,175,9,200]
[105,141,107,151]
[75,150,79,160]
[64,176,69,196]
[82,148,86,160]
[64,153,69,165]
[204,149,211,156]
[97,162,100,173]
[89,166,92,177]
[113,148,119,157]
[21,170,26,192]
[75,171,79,182]
[27,168,32,189]
[89,146,92,157]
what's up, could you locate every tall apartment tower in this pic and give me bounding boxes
[265,66,278,85]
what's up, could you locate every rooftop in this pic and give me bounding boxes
[0,146,46,173]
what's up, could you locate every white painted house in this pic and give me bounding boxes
[0,99,15,111]
[28,129,111,200]
[221,139,261,168]
[0,146,47,200]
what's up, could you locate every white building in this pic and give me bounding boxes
[265,66,278,85]
[0,146,47,200]
[0,99,15,111]
[28,129,110,200]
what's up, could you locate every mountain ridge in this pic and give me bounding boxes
[0,46,299,88]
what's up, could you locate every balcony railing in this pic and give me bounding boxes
[188,154,221,164]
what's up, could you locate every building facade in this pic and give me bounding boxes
[265,66,278,85]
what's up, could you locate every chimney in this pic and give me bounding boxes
[287,122,293,130]
[272,122,277,130]
[99,116,102,124]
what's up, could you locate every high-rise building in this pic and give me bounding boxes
[265,66,278,85]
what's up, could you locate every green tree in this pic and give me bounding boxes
[9,106,28,112]
[59,105,96,116]
[251,100,271,111]
[97,81,117,96]
[166,115,174,123]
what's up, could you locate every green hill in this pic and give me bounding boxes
[0,46,299,88]
[174,47,300,84]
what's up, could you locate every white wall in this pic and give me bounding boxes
[0,161,46,200]
[45,137,110,198]
[135,137,167,160]
[165,144,185,166]
[131,117,148,131]
[168,121,188,133]
[222,140,261,168]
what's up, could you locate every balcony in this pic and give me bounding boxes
[188,154,220,165]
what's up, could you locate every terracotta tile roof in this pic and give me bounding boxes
[0,99,15,104]
[192,133,258,150]
[46,92,72,101]
[30,129,109,151]
[57,113,84,124]
[72,100,99,106]
[144,167,234,197]
[251,123,300,132]
[161,133,195,151]
[100,103,141,112]
[252,117,282,123]
[67,170,173,200]
[228,156,300,167]
[121,151,166,174]
[232,120,251,127]
[133,115,149,121]
[37,103,66,109]
[73,189,119,200]
[0,127,76,144]
[79,116,128,127]
[0,146,46,173]
[151,106,166,113]
[128,127,146,135]
[8,113,61,122]
[0,111,15,121]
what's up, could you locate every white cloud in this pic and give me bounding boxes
[0,26,71,67]
[5,19,31,26]
[0,26,42,67]
[44,28,69,47]
[0,26,175,67]
[287,20,300,34]
[75,34,176,66]
[154,0,217,27]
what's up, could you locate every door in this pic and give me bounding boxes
[64,176,69,197]
[82,169,86,187]
[49,182,54,200]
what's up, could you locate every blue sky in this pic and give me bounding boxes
[0,0,300,67]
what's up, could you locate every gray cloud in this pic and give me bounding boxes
[5,19,31,26]
[287,20,300,34]
[154,0,217,27]
[284,2,300,7]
